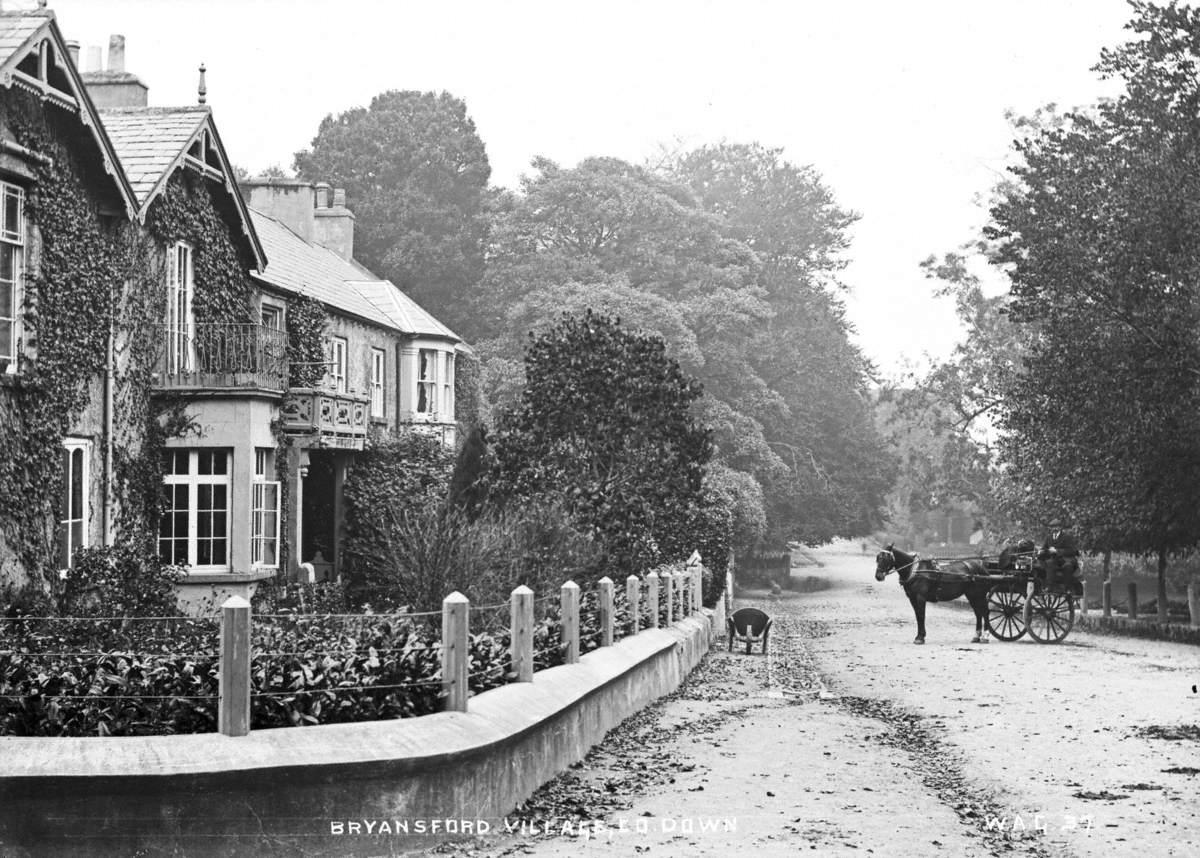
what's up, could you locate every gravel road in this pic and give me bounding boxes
[424,544,1200,858]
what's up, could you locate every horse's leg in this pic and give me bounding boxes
[911,592,926,644]
[969,589,988,643]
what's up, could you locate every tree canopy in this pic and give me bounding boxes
[294,90,492,333]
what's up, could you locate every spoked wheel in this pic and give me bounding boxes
[1027,591,1075,643]
[986,587,1027,641]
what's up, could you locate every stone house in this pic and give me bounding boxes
[0,9,139,590]
[0,13,463,608]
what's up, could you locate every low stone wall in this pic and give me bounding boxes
[1075,612,1200,645]
[0,613,714,857]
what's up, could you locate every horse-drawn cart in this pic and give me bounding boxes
[874,544,1084,645]
[977,552,1082,643]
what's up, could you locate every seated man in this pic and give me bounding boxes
[1039,518,1081,583]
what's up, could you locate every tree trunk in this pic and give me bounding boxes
[1157,546,1169,625]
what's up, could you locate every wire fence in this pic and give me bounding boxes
[0,560,709,738]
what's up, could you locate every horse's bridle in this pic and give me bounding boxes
[879,548,919,582]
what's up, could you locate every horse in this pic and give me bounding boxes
[874,544,992,645]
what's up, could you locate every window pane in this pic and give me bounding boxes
[198,452,213,475]
[212,452,227,475]
[417,383,427,413]
[0,320,10,358]
[3,188,20,242]
[0,246,15,284]
[70,448,84,519]
[69,521,83,560]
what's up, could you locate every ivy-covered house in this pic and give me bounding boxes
[241,177,462,584]
[0,9,140,593]
[82,38,462,601]
[0,15,465,608]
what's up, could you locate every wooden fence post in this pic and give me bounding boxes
[1102,580,1112,617]
[1189,580,1199,630]
[646,572,660,629]
[1080,580,1089,616]
[442,591,470,712]
[626,575,640,635]
[219,595,251,737]
[510,585,534,682]
[693,567,702,613]
[664,571,675,625]
[1127,582,1139,620]
[598,577,614,646]
[561,581,580,664]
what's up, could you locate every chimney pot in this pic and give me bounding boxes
[66,41,80,68]
[86,46,102,73]
[107,35,126,74]
[314,182,331,209]
[332,188,346,208]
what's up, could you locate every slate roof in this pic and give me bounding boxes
[249,208,460,341]
[0,11,137,216]
[0,13,46,66]
[98,106,209,206]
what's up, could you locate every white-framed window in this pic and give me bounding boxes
[165,242,194,374]
[327,336,347,393]
[417,348,438,414]
[370,347,386,418]
[60,438,91,569]
[260,302,283,331]
[0,181,25,372]
[159,449,230,571]
[442,352,455,421]
[251,448,280,569]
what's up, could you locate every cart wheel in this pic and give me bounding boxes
[985,587,1027,641]
[1027,591,1074,643]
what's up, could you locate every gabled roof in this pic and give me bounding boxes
[249,207,460,342]
[0,11,137,217]
[99,106,265,269]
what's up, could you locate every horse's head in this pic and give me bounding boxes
[875,544,896,581]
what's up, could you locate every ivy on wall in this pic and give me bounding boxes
[0,91,120,582]
[145,171,257,326]
[286,294,327,388]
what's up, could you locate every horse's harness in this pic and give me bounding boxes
[879,548,920,584]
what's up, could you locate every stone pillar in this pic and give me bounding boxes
[598,577,613,647]
[285,445,307,580]
[561,581,580,664]
[646,572,660,629]
[626,575,640,635]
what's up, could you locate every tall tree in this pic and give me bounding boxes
[294,90,492,332]
[988,1,1200,621]
[672,144,894,542]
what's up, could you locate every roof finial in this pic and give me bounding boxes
[197,63,207,105]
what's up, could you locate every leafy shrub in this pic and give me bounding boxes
[251,579,349,615]
[58,544,184,617]
[342,430,455,589]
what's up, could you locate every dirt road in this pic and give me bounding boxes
[426,544,1200,858]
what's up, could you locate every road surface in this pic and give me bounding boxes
[427,544,1200,858]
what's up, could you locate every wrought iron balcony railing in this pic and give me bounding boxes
[156,323,289,393]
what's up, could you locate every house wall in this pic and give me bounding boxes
[323,313,399,429]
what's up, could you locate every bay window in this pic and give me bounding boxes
[251,448,280,569]
[159,449,230,570]
[417,348,438,415]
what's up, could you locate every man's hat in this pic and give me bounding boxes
[1049,517,1062,528]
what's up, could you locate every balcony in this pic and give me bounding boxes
[282,388,370,449]
[156,323,288,393]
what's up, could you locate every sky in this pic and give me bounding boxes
[42,0,1135,378]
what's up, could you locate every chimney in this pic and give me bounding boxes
[66,41,80,68]
[107,35,125,73]
[313,186,356,262]
[239,178,318,242]
[86,46,102,73]
[80,35,149,109]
